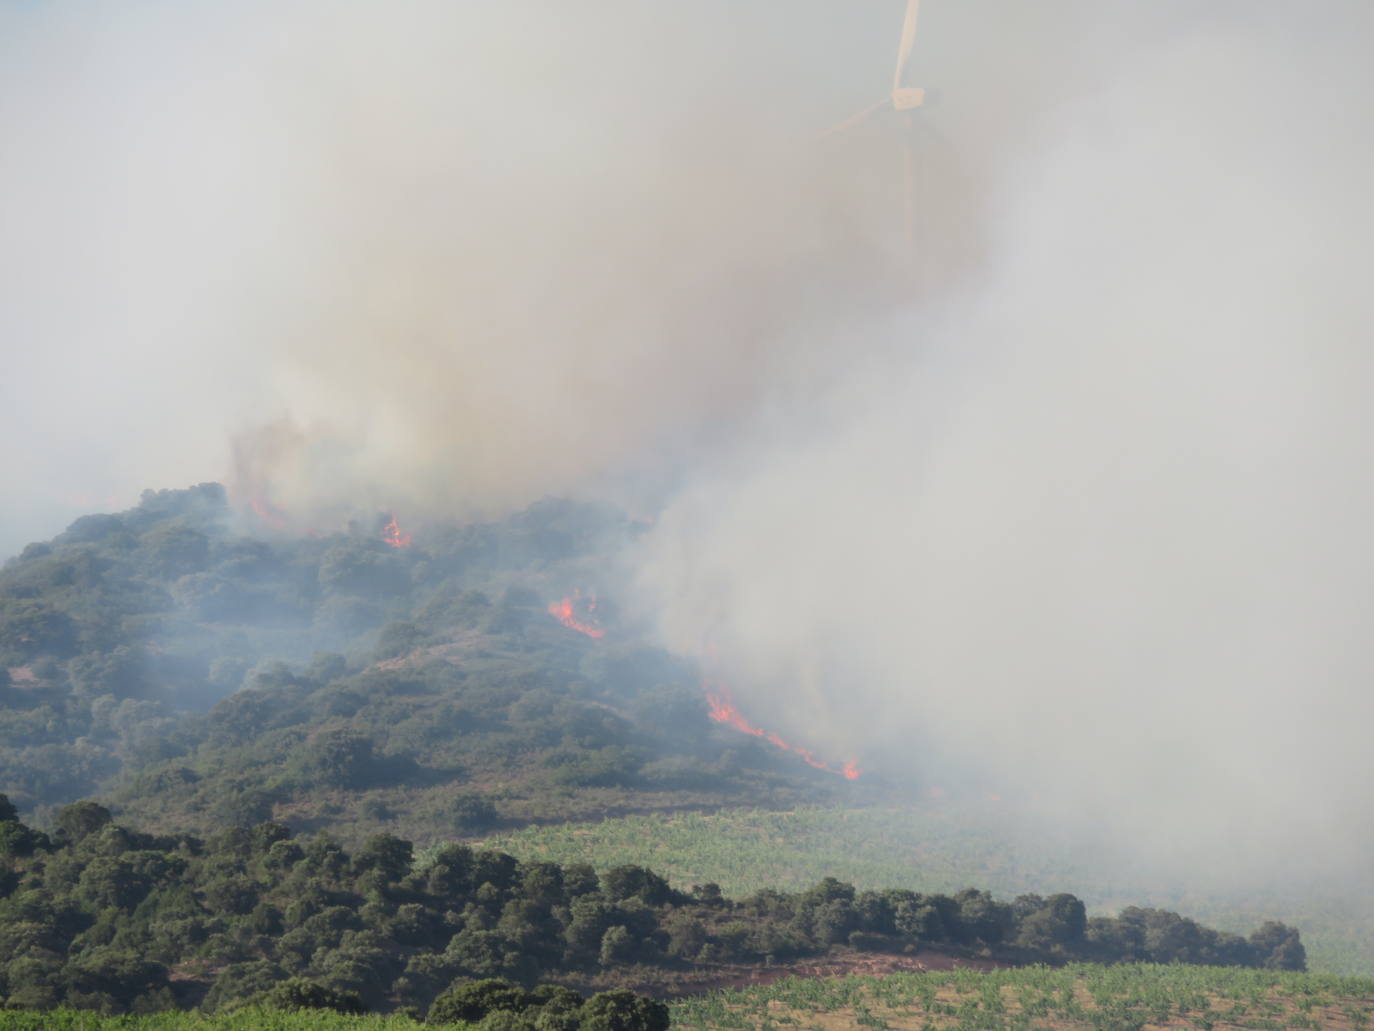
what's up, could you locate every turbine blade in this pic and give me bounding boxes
[893,0,921,92]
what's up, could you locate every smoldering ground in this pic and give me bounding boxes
[5,0,1374,905]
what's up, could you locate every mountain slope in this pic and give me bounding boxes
[0,485,853,840]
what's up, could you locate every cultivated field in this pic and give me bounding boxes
[670,965,1374,1031]
[7,966,1370,1031]
[470,806,1374,977]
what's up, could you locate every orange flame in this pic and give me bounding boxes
[548,590,605,638]
[247,493,290,532]
[703,678,860,780]
[237,488,324,537]
[382,515,412,548]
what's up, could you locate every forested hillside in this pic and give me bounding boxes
[0,486,847,841]
[0,487,1324,1022]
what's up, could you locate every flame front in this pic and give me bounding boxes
[704,678,860,780]
[382,515,412,548]
[539,594,856,777]
[548,590,604,638]
[247,493,290,532]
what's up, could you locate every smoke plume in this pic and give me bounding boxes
[5,0,1374,890]
[636,1,1374,882]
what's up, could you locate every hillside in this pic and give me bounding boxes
[0,486,1353,1025]
[0,485,855,842]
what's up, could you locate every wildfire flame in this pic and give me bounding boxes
[539,594,854,777]
[382,515,412,548]
[703,678,861,780]
[548,590,605,638]
[247,492,290,532]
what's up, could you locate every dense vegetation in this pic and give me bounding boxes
[0,485,849,841]
[673,965,1374,1031]
[0,487,1341,1027]
[0,797,1304,1016]
[473,808,1373,977]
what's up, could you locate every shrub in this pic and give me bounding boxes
[580,989,670,1031]
[253,977,366,1014]
[430,977,534,1024]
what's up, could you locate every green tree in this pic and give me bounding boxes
[663,911,708,960]
[56,799,113,843]
[0,599,77,663]
[601,865,674,906]
[253,977,366,1014]
[1015,893,1087,953]
[598,925,635,965]
[202,959,289,1012]
[429,977,534,1024]
[354,832,414,881]
[292,729,378,789]
[580,989,670,1031]
[1250,921,1307,970]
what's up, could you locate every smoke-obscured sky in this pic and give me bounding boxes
[5,1,1374,884]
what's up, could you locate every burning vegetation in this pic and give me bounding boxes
[704,678,861,780]
[548,590,606,638]
[382,514,412,548]
[545,590,859,778]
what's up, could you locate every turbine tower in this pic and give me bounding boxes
[825,0,928,257]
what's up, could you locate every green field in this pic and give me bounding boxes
[469,805,1374,977]
[671,964,1374,1031]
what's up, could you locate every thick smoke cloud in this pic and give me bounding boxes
[5,0,1374,890]
[636,2,1374,881]
[2,0,905,541]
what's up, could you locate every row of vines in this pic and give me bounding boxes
[669,965,1374,1031]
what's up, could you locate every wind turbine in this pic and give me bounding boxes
[825,0,928,256]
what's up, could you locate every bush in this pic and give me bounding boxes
[291,729,379,789]
[430,977,534,1024]
[449,793,500,834]
[580,990,670,1031]
[253,977,366,1014]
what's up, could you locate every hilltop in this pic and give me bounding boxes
[0,485,857,843]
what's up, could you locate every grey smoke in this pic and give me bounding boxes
[636,0,1374,883]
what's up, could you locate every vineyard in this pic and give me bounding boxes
[669,965,1374,1031]
[9,966,1371,1030]
[470,807,1374,977]
[468,806,1077,899]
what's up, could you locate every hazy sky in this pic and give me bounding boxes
[5,1,1374,884]
[2,0,1197,550]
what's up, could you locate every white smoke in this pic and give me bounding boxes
[636,1,1374,880]
[5,0,1374,893]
